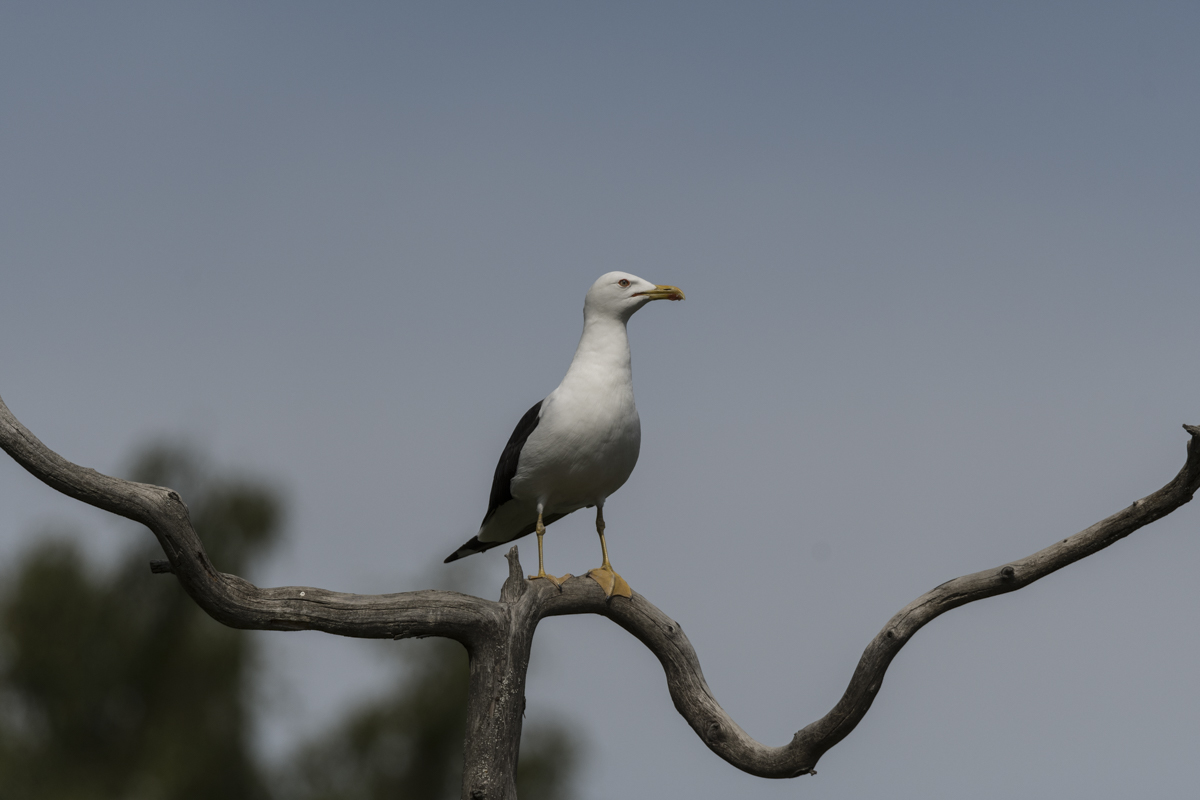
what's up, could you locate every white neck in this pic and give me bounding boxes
[561,314,632,388]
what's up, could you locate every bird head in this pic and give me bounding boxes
[584,272,685,322]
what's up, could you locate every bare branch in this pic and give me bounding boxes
[0,393,500,647]
[529,424,1200,778]
[788,423,1200,771]
[3,391,1198,787]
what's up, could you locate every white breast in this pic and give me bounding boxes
[510,376,641,512]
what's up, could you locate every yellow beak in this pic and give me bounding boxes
[635,284,686,301]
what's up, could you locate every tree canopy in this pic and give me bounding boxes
[0,445,578,799]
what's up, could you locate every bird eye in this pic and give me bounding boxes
[618,279,630,288]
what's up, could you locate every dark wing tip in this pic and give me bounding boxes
[444,536,494,563]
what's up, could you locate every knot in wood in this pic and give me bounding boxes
[1000,565,1016,581]
[705,719,725,743]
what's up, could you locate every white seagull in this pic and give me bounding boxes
[444,272,685,598]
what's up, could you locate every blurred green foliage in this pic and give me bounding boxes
[0,445,278,800]
[0,445,577,799]
[276,639,577,800]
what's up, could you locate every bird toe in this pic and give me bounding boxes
[527,571,570,590]
[587,566,631,599]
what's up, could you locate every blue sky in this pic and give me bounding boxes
[2,3,1198,797]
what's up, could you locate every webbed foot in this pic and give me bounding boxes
[587,566,631,599]
[528,570,571,590]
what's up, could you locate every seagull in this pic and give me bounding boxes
[444,272,685,598]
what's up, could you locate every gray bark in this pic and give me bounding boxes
[2,392,1198,797]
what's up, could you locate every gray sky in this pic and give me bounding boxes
[2,2,1198,797]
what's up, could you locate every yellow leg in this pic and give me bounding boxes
[526,511,567,589]
[587,507,631,599]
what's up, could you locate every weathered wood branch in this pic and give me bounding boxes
[3,392,1198,796]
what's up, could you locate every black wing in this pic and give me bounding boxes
[482,400,543,526]
[443,510,567,563]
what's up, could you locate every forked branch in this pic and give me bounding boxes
[2,392,1198,793]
